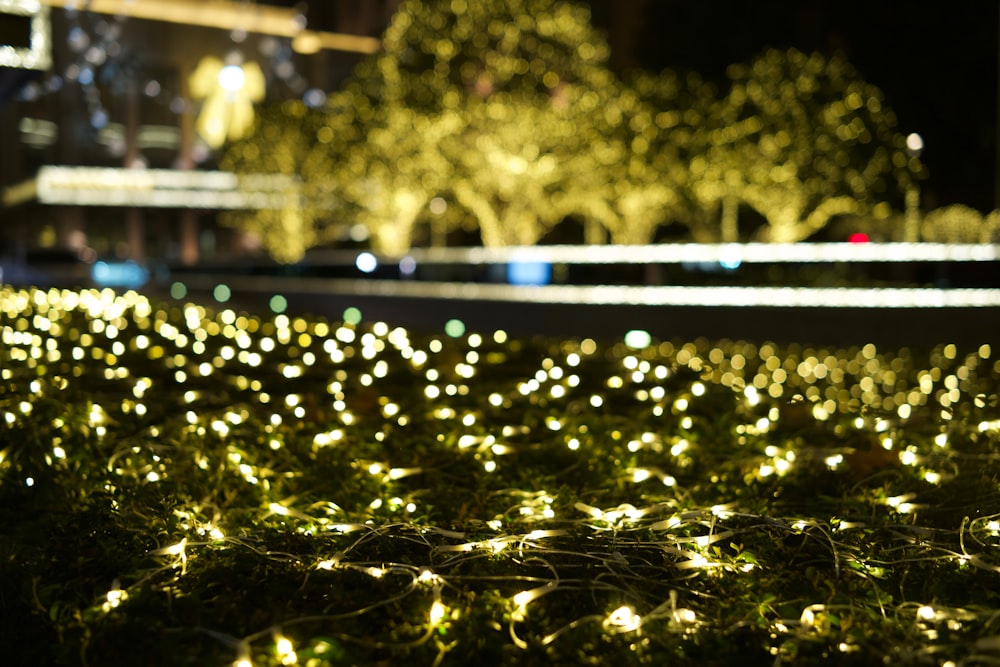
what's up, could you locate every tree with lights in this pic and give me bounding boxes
[224,9,927,260]
[224,0,644,258]
[351,0,634,250]
[614,69,717,244]
[921,204,1000,243]
[219,101,336,263]
[690,48,921,243]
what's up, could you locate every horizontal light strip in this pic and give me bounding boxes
[305,242,1000,266]
[34,166,292,209]
[175,274,1000,309]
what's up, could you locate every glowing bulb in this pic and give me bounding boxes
[631,469,652,483]
[275,636,296,665]
[103,585,128,612]
[355,252,378,273]
[673,608,697,624]
[430,600,447,624]
[165,538,187,556]
[218,64,245,92]
[605,605,641,632]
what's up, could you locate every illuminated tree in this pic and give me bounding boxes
[223,0,633,259]
[614,69,717,244]
[921,205,1000,243]
[219,101,334,263]
[690,49,921,242]
[224,10,927,260]
[326,88,461,254]
[352,0,631,250]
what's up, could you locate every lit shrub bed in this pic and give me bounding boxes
[2,286,999,666]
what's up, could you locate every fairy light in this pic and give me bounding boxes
[150,538,189,574]
[605,605,641,633]
[631,468,653,483]
[274,634,297,665]
[3,284,999,663]
[102,581,128,612]
[429,600,447,625]
[512,582,556,610]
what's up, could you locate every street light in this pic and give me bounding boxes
[904,132,923,243]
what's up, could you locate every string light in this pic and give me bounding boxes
[1,283,998,665]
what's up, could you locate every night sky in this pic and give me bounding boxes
[587,0,999,214]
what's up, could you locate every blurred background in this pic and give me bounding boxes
[2,1,997,263]
[1,1,998,346]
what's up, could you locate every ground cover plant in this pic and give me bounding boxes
[2,285,1000,666]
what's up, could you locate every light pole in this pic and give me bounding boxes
[904,132,923,243]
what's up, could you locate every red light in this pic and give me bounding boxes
[848,233,869,244]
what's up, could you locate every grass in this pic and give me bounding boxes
[2,285,1000,666]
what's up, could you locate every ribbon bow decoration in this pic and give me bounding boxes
[189,56,266,149]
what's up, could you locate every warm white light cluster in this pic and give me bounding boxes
[35,166,292,209]
[178,272,1000,309]
[2,282,998,665]
[308,242,1000,266]
[0,0,50,70]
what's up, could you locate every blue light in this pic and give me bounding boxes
[507,261,551,286]
[91,260,149,288]
[719,244,742,270]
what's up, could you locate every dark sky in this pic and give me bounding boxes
[588,0,999,213]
